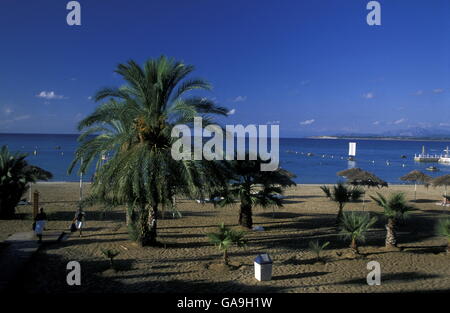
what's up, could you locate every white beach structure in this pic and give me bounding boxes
[414,146,440,162]
[348,142,356,161]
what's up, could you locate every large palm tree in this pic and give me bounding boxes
[213,158,296,228]
[0,145,52,219]
[69,56,230,246]
[370,192,414,248]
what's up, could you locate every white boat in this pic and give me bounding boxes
[348,142,356,161]
[438,147,450,163]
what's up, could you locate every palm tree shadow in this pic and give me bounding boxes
[337,272,441,286]
[273,271,329,281]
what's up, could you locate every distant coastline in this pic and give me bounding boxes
[309,136,450,142]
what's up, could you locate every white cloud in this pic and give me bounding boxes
[233,96,247,102]
[373,121,380,125]
[439,122,450,127]
[300,119,315,126]
[393,118,406,125]
[74,113,84,121]
[300,80,310,86]
[362,92,375,99]
[36,91,65,100]
[227,109,236,115]
[414,90,424,96]
[4,107,13,115]
[433,88,444,94]
[14,115,31,121]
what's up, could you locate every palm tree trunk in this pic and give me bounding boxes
[414,183,417,202]
[239,203,253,228]
[362,188,366,210]
[223,249,229,265]
[148,206,158,245]
[385,218,397,247]
[126,206,134,226]
[336,204,344,225]
[350,237,359,254]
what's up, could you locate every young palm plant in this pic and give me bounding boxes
[308,240,330,263]
[435,219,450,253]
[339,211,377,254]
[69,56,230,246]
[207,223,247,265]
[321,183,364,223]
[0,145,52,219]
[101,248,120,269]
[370,192,414,248]
[212,157,296,228]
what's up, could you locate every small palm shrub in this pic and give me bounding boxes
[207,223,247,265]
[350,187,365,202]
[308,240,330,262]
[321,183,364,223]
[370,192,414,247]
[339,212,377,254]
[320,185,331,198]
[101,248,120,269]
[436,219,450,253]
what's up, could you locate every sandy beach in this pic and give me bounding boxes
[1,182,449,293]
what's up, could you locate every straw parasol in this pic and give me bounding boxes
[400,170,432,201]
[337,168,388,209]
[431,174,450,203]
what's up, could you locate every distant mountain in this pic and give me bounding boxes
[381,127,450,138]
[331,126,450,140]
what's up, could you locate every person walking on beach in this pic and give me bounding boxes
[72,208,86,237]
[34,207,47,243]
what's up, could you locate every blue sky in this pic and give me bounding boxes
[0,0,448,137]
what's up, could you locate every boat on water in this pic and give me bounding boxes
[347,142,356,161]
[438,147,450,163]
[426,166,439,172]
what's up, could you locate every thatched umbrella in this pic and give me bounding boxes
[400,170,432,201]
[431,174,450,204]
[337,168,388,209]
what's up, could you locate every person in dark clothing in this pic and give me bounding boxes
[34,207,47,243]
[72,208,86,237]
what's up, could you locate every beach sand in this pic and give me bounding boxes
[1,182,449,293]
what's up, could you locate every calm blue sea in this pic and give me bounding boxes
[1,133,450,184]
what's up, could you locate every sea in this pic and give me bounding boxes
[1,133,450,184]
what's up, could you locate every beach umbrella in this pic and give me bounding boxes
[431,174,450,204]
[400,170,432,201]
[337,168,388,209]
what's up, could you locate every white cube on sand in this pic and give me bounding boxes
[254,253,273,281]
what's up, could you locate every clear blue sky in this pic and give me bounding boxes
[0,0,448,137]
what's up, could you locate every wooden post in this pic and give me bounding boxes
[33,190,39,218]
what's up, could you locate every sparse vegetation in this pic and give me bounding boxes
[339,212,377,254]
[101,248,120,269]
[321,183,364,223]
[207,223,247,265]
[308,240,330,263]
[370,192,414,248]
